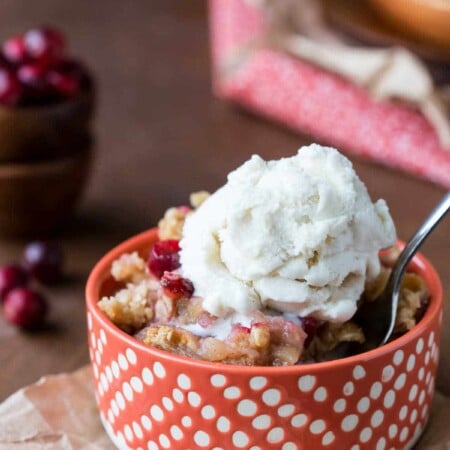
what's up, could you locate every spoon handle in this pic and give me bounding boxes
[395,191,450,275]
[381,191,450,345]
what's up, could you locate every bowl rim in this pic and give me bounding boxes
[0,146,92,178]
[0,88,94,115]
[86,228,443,375]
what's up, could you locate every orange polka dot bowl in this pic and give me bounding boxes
[86,228,443,450]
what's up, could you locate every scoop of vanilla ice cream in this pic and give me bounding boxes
[180,144,396,322]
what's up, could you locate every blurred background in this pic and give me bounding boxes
[0,0,448,400]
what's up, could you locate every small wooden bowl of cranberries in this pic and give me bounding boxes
[0,27,95,237]
[0,26,94,162]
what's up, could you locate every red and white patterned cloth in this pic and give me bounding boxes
[209,0,450,189]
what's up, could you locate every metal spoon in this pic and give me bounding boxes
[355,191,450,351]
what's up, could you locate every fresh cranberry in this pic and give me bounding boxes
[17,62,50,95]
[301,316,319,347]
[23,241,63,285]
[160,272,194,300]
[148,240,180,278]
[47,69,80,97]
[0,67,22,105]
[0,265,28,301]
[23,27,65,64]
[3,288,48,329]
[55,59,92,89]
[2,35,27,64]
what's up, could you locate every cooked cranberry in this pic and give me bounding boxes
[301,316,319,347]
[23,27,65,63]
[0,67,22,105]
[3,288,48,329]
[231,324,251,334]
[47,68,80,97]
[0,265,28,301]
[148,240,180,278]
[160,272,194,300]
[2,35,27,64]
[198,312,216,328]
[23,241,63,284]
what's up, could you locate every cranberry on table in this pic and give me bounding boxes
[23,241,63,284]
[0,265,28,301]
[23,27,65,64]
[148,240,181,278]
[3,288,48,329]
[160,272,194,299]
[0,66,22,105]
[2,35,27,65]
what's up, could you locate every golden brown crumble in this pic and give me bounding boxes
[363,265,391,301]
[97,280,157,334]
[157,192,209,241]
[190,191,210,208]
[111,252,147,284]
[141,325,200,357]
[305,322,365,361]
[395,272,429,334]
[157,207,191,240]
[380,245,401,267]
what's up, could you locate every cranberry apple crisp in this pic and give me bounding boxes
[98,195,429,366]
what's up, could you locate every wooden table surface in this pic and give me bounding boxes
[0,0,449,402]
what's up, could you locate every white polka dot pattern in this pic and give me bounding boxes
[250,376,267,390]
[177,374,191,390]
[194,430,210,447]
[342,414,359,432]
[298,375,315,392]
[343,381,355,396]
[262,389,281,406]
[88,274,440,450]
[233,431,249,447]
[217,416,231,432]
[267,427,284,443]
[333,398,346,413]
[238,399,257,416]
[253,414,271,430]
[314,386,328,402]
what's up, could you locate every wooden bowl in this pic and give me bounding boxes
[369,0,450,46]
[0,90,95,164]
[0,142,93,238]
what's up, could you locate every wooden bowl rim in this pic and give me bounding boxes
[0,147,92,178]
[0,89,95,117]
